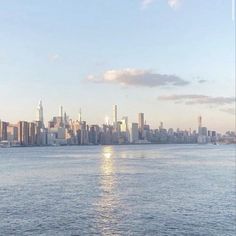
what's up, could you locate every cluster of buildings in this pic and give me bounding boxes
[0,101,235,147]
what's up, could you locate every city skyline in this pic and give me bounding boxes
[2,100,235,147]
[0,99,235,133]
[0,0,235,132]
[0,100,235,134]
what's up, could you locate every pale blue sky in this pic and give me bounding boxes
[0,0,235,132]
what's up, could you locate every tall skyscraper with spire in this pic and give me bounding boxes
[36,100,44,127]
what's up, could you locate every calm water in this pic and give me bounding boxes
[0,144,235,235]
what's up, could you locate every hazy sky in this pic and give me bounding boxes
[0,0,235,132]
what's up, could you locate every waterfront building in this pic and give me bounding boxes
[88,125,99,145]
[159,122,164,130]
[59,105,64,127]
[80,121,89,145]
[35,121,43,145]
[198,116,202,135]
[144,124,150,141]
[138,113,144,139]
[201,127,208,136]
[130,123,139,143]
[121,116,128,133]
[36,100,44,128]
[119,116,129,144]
[113,105,118,131]
[28,122,36,145]
[100,125,113,145]
[0,121,8,141]
[18,121,29,146]
[138,113,144,130]
[7,124,18,142]
[40,128,48,145]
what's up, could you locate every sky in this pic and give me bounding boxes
[0,0,235,132]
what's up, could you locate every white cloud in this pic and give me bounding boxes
[87,68,189,87]
[141,0,155,9]
[141,0,181,9]
[167,0,181,9]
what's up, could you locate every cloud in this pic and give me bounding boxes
[167,0,181,9]
[198,79,207,84]
[87,68,189,88]
[141,0,155,8]
[141,0,181,9]
[48,53,61,62]
[158,94,236,106]
[220,108,235,115]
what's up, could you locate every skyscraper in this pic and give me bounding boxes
[36,100,44,128]
[138,113,144,131]
[59,105,63,118]
[78,108,82,123]
[28,122,36,145]
[130,123,139,143]
[113,105,118,131]
[198,116,202,135]
[59,105,63,125]
[198,116,202,128]
[0,121,8,141]
[18,121,29,146]
[121,116,128,132]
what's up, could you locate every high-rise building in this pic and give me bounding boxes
[112,105,118,131]
[80,121,88,145]
[59,105,63,118]
[35,121,42,145]
[138,113,144,130]
[36,100,44,128]
[198,116,202,134]
[159,122,164,130]
[201,127,208,136]
[59,105,64,126]
[119,116,129,143]
[121,116,128,132]
[130,123,139,143]
[7,124,18,142]
[0,121,8,141]
[64,112,68,126]
[88,125,99,145]
[138,113,144,139]
[18,121,29,145]
[78,108,82,123]
[29,122,36,145]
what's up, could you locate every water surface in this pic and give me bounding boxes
[0,144,235,235]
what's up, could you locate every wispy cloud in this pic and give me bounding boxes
[198,79,207,84]
[48,53,61,62]
[141,0,155,9]
[167,0,181,9]
[158,94,235,106]
[141,0,181,9]
[87,68,189,88]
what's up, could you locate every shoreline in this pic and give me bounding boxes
[1,142,235,149]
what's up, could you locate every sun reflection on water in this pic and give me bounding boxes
[101,146,114,174]
[95,146,120,235]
